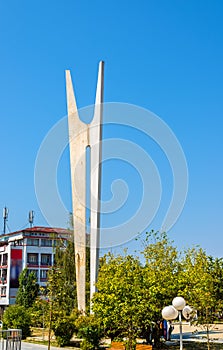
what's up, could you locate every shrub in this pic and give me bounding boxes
[52,310,79,347]
[3,305,31,339]
[52,317,75,347]
[75,315,103,350]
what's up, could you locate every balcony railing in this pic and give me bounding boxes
[0,278,7,285]
[40,261,51,266]
[27,261,39,266]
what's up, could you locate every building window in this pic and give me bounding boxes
[41,239,52,247]
[27,253,38,265]
[40,270,48,280]
[1,270,7,284]
[2,254,7,266]
[41,254,51,266]
[13,240,23,246]
[27,238,39,246]
[1,287,6,297]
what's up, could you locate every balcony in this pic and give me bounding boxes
[40,254,52,267]
[40,261,51,267]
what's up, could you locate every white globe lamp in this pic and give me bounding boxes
[182,305,193,320]
[172,296,186,311]
[162,305,178,320]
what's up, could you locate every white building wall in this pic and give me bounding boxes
[0,228,70,308]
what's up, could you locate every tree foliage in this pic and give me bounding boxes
[25,229,223,349]
[75,315,103,350]
[179,248,223,349]
[52,310,79,347]
[16,268,39,308]
[30,288,49,328]
[50,239,77,314]
[92,231,223,349]
[141,231,181,344]
[93,252,146,349]
[3,305,31,339]
[45,238,78,346]
[92,232,182,348]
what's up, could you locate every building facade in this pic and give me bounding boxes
[0,226,71,308]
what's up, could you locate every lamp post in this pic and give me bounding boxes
[162,297,192,350]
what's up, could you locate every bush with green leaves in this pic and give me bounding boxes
[75,315,103,350]
[52,309,79,347]
[3,305,31,339]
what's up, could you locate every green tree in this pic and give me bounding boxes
[46,238,78,347]
[3,305,31,339]
[30,289,49,328]
[142,231,181,346]
[16,268,39,308]
[48,239,77,314]
[93,232,182,348]
[179,248,223,350]
[92,252,144,350]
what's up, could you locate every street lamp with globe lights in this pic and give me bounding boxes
[162,297,192,350]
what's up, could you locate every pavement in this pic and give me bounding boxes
[21,342,75,350]
[170,322,223,343]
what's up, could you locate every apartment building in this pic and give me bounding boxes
[0,226,71,308]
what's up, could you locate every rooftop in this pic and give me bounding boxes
[0,226,72,239]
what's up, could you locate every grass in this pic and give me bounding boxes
[25,327,80,348]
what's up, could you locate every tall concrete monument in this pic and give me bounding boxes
[65,62,104,312]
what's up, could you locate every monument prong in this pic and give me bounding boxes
[65,70,80,120]
[66,69,88,313]
[90,61,104,303]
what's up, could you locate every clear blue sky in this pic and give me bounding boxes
[0,0,222,256]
